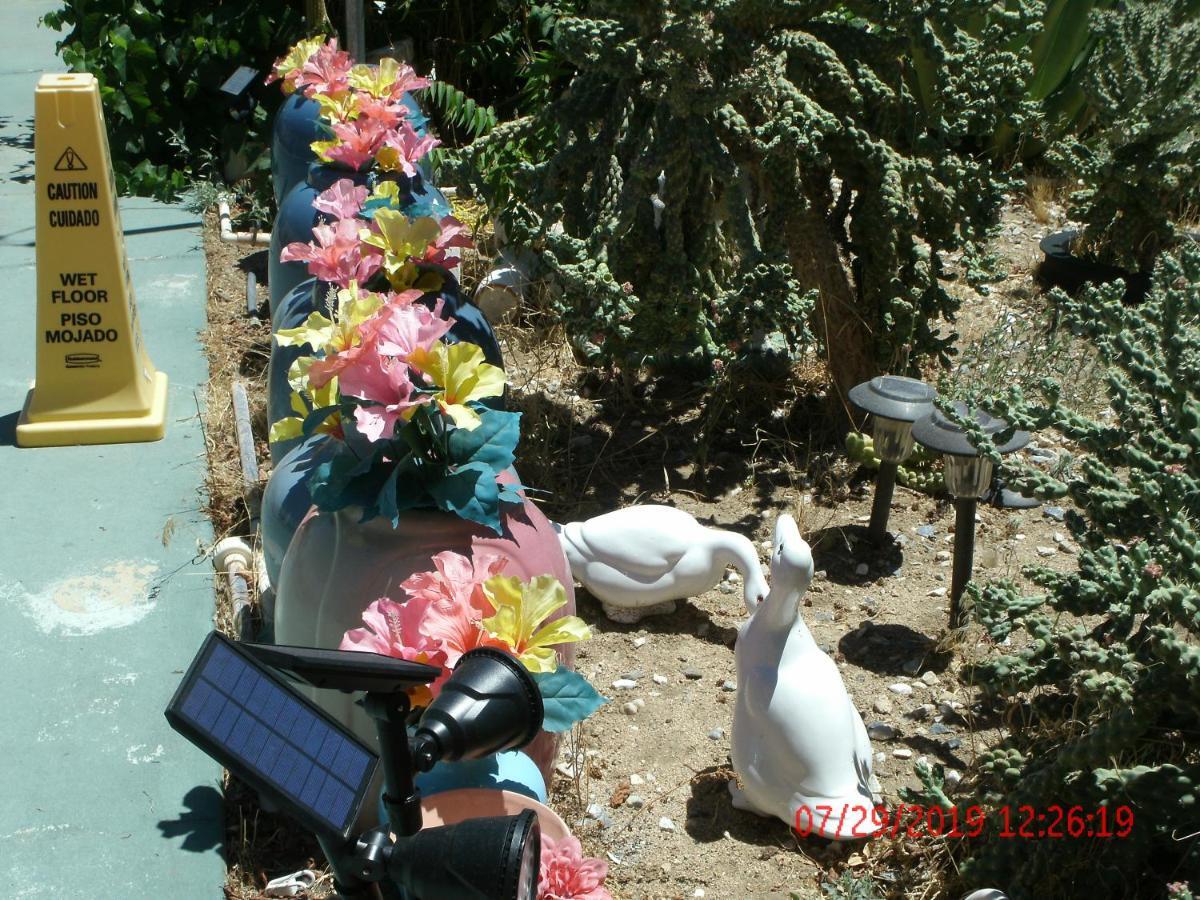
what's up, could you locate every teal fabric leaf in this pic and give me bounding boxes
[532,669,606,732]
[446,409,522,471]
[428,461,502,532]
[300,404,340,437]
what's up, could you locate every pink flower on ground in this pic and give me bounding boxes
[313,179,369,220]
[280,219,382,287]
[402,551,509,665]
[538,834,611,900]
[377,121,441,177]
[297,40,353,97]
[340,596,450,703]
[421,216,475,269]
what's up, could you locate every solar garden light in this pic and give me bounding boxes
[166,632,545,900]
[848,376,937,543]
[911,402,1030,628]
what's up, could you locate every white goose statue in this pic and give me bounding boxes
[729,513,882,840]
[555,505,769,623]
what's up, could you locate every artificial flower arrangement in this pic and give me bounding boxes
[340,549,610,900]
[267,36,437,176]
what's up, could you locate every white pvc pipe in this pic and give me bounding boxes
[218,200,270,246]
[213,537,256,640]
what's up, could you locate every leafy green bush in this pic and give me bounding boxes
[935,247,1200,896]
[40,0,307,200]
[497,1,1038,392]
[1049,0,1200,271]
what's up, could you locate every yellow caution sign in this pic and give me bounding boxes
[17,73,167,448]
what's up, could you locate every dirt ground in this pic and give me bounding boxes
[200,188,1096,899]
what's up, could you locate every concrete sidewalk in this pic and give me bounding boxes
[0,1,224,897]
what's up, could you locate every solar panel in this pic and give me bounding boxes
[165,632,378,839]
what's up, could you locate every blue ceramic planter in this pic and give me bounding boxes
[271,92,432,208]
[261,432,338,591]
[375,752,548,823]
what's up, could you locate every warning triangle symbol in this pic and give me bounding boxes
[54,146,88,171]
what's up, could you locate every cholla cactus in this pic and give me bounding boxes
[949,247,1200,894]
[1050,0,1200,272]
[490,0,1036,395]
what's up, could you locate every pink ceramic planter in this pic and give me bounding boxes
[274,479,576,817]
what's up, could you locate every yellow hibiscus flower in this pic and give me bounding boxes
[481,575,591,674]
[407,341,506,430]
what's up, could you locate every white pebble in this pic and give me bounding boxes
[892,748,913,759]
[652,674,669,685]
[631,636,648,648]
[659,817,676,831]
[622,702,638,715]
[611,679,638,689]
[629,773,644,785]
[928,587,947,597]
[888,683,914,696]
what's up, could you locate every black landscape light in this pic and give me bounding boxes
[166,632,545,900]
[849,376,937,543]
[912,402,1029,628]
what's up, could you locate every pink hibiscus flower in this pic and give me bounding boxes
[379,121,441,177]
[353,95,405,130]
[297,40,353,98]
[421,216,475,269]
[313,179,369,220]
[321,116,395,171]
[369,291,453,359]
[402,551,509,666]
[388,63,431,100]
[538,834,611,900]
[338,350,431,442]
[280,219,382,287]
[340,596,450,703]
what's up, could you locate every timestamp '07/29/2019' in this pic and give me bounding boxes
[793,803,1135,840]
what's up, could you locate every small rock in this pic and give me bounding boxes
[935,549,951,562]
[694,890,706,898]
[873,697,893,715]
[556,763,576,779]
[721,680,737,692]
[812,610,835,622]
[1036,545,1056,557]
[627,794,645,809]
[921,671,940,686]
[707,728,724,741]
[659,817,676,832]
[631,636,648,648]
[928,587,947,597]
[916,525,937,539]
[1044,506,1066,521]
[682,667,704,680]
[892,748,913,759]
[719,581,736,594]
[633,698,645,710]
[867,722,896,740]
[652,674,669,685]
[620,669,645,681]
[629,773,644,786]
[854,562,869,576]
[895,534,910,546]
[621,702,639,716]
[888,683,914,696]
[586,803,613,828]
[612,678,638,690]
[907,704,934,720]
[945,769,962,789]
[725,570,742,583]
[929,723,953,735]
[947,738,963,751]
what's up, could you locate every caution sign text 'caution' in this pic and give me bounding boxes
[17,73,168,448]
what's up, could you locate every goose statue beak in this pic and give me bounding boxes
[744,573,769,614]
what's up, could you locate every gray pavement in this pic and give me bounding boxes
[0,1,224,896]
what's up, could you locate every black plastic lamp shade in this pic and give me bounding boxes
[911,401,1030,499]
[389,809,541,900]
[849,376,936,463]
[410,647,545,771]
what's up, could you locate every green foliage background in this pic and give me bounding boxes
[40,0,306,200]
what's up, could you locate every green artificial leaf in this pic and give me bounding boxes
[446,409,521,471]
[301,404,340,437]
[532,669,606,732]
[427,461,501,532]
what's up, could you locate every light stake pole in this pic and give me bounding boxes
[912,402,1029,628]
[849,376,936,543]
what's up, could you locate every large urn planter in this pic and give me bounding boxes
[260,432,337,594]
[273,474,577,800]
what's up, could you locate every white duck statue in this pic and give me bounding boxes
[729,513,882,840]
[556,505,769,623]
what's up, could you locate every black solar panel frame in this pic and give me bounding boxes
[165,631,379,840]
